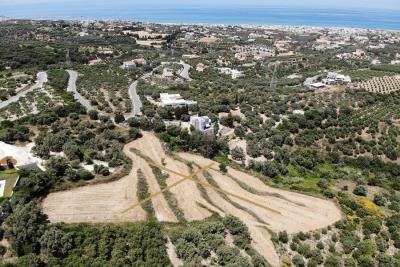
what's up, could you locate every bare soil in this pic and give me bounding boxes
[180,153,343,266]
[131,132,218,221]
[42,142,147,223]
[43,132,342,266]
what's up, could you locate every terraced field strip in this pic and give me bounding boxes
[123,161,281,215]
[192,173,281,215]
[121,162,214,213]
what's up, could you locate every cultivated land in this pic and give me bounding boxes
[355,75,400,94]
[43,131,342,265]
[2,19,400,266]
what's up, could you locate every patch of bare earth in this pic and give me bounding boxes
[131,132,218,221]
[129,150,178,222]
[166,237,183,267]
[42,132,342,266]
[42,142,147,223]
[179,152,343,266]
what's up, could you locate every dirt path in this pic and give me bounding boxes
[128,150,178,222]
[180,152,342,266]
[131,132,216,221]
[196,171,281,266]
[42,142,147,223]
[42,132,342,266]
[166,237,183,267]
[180,153,342,232]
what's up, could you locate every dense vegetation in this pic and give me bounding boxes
[169,215,270,266]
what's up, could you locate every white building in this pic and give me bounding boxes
[160,93,197,108]
[122,60,137,70]
[190,115,214,135]
[233,45,276,59]
[325,72,351,84]
[371,58,381,65]
[336,49,367,60]
[293,110,305,115]
[310,82,326,89]
[162,68,175,80]
[182,54,200,59]
[234,52,248,61]
[79,32,89,37]
[218,68,244,79]
[88,58,103,65]
[196,63,208,72]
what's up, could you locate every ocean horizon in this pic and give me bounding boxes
[1,3,400,30]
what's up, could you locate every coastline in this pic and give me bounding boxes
[1,5,399,31]
[2,18,400,33]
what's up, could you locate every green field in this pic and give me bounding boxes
[0,170,19,197]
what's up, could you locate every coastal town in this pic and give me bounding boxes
[0,16,400,267]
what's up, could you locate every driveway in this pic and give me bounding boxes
[0,71,47,110]
[67,70,95,111]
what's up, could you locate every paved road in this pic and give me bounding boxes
[126,72,154,119]
[161,61,192,81]
[126,61,191,119]
[178,60,192,81]
[67,70,94,111]
[127,80,142,118]
[0,71,47,110]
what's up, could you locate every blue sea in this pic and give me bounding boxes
[1,2,400,30]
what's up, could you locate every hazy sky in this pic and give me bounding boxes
[0,0,399,10]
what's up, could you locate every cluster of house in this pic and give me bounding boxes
[314,43,342,51]
[310,72,352,89]
[196,63,208,72]
[274,39,295,55]
[98,47,114,55]
[233,45,276,60]
[162,68,175,80]
[157,94,214,135]
[88,57,147,69]
[122,30,167,39]
[122,58,147,70]
[160,93,197,108]
[324,72,352,84]
[217,68,245,79]
[336,49,367,60]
